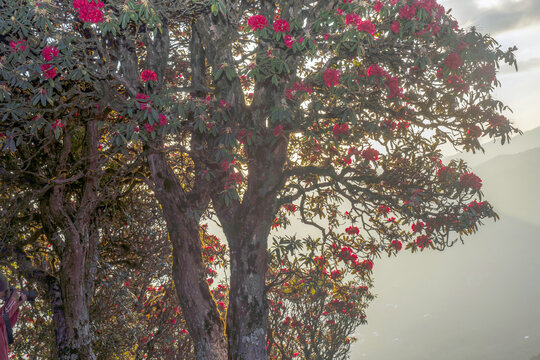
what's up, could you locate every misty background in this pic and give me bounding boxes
[347,1,540,359]
[350,127,540,360]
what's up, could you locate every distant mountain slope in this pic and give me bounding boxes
[475,147,540,226]
[352,215,540,360]
[351,142,540,360]
[447,126,540,167]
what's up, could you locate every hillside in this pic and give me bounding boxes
[447,126,540,168]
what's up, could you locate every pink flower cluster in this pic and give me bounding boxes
[332,123,349,137]
[285,81,313,99]
[247,15,268,31]
[361,147,379,162]
[323,68,340,87]
[40,64,57,79]
[446,74,469,93]
[391,240,402,251]
[467,125,482,138]
[345,226,359,235]
[141,69,157,82]
[411,221,425,233]
[367,64,403,98]
[361,259,373,271]
[73,0,104,23]
[356,20,375,36]
[444,52,462,70]
[272,18,290,33]
[398,4,417,20]
[42,46,59,61]
[416,235,431,249]
[10,40,27,52]
[344,13,376,36]
[459,172,482,190]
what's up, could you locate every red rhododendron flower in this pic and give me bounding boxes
[144,123,156,132]
[51,119,63,130]
[367,64,387,77]
[382,119,397,131]
[436,166,454,178]
[236,129,253,144]
[411,221,425,233]
[467,125,482,138]
[272,18,290,33]
[361,147,379,161]
[42,46,59,61]
[444,52,463,70]
[247,15,268,31]
[378,205,390,214]
[345,226,359,235]
[285,81,313,99]
[141,69,157,82]
[392,20,401,34]
[135,93,151,110]
[273,125,283,137]
[73,0,104,23]
[284,35,294,49]
[446,74,469,93]
[489,114,509,127]
[345,13,360,25]
[40,63,57,79]
[323,68,340,87]
[283,203,297,212]
[374,1,383,12]
[459,172,482,190]
[361,259,373,271]
[416,235,431,249]
[398,4,417,20]
[9,40,27,52]
[384,76,403,98]
[158,114,168,126]
[218,301,226,310]
[332,123,349,137]
[391,240,402,251]
[356,20,375,36]
[473,63,496,82]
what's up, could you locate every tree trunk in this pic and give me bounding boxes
[216,139,289,360]
[57,230,96,360]
[147,150,228,360]
[226,229,269,360]
[39,119,101,360]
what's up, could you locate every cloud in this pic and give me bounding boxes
[443,0,540,34]
[505,56,540,73]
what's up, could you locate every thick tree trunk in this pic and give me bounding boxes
[39,119,100,360]
[147,150,227,360]
[226,229,269,360]
[216,139,289,360]
[57,232,96,360]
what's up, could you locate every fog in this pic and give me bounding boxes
[350,128,540,360]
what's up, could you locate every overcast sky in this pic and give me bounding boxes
[442,0,540,131]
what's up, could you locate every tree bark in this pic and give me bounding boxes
[39,119,101,360]
[147,149,228,360]
[214,138,289,360]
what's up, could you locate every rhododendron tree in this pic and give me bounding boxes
[1,0,519,359]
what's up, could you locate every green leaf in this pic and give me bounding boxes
[214,68,223,81]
